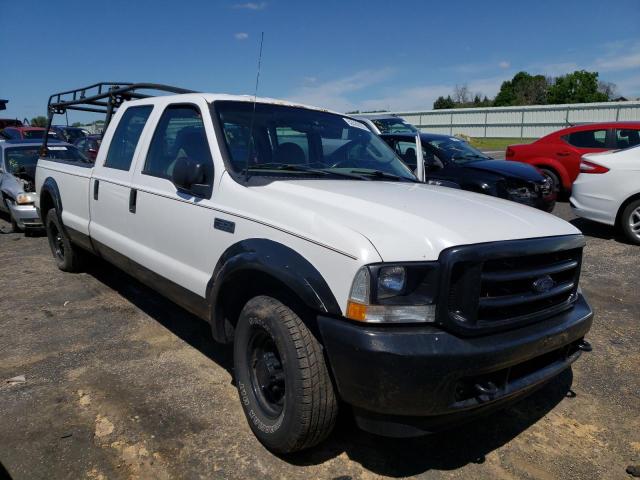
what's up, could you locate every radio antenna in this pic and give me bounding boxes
[245,32,264,182]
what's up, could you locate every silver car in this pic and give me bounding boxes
[0,140,88,232]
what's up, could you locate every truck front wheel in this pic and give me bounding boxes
[233,295,337,453]
[45,209,84,272]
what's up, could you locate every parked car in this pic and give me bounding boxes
[0,126,64,141]
[50,125,89,144]
[0,140,87,232]
[36,83,593,454]
[351,114,418,135]
[382,133,556,211]
[505,122,640,193]
[0,118,23,130]
[74,134,102,161]
[571,145,640,244]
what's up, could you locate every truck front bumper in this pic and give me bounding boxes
[317,294,593,437]
[8,202,42,229]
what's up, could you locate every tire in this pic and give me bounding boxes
[233,295,337,453]
[45,209,84,272]
[620,199,640,245]
[540,168,561,194]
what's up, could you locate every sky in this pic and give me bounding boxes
[1,0,639,123]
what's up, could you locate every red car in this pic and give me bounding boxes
[0,126,64,141]
[505,122,640,192]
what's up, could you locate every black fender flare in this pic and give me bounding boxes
[39,177,64,222]
[206,239,342,342]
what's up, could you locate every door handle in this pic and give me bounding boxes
[93,179,99,200]
[557,151,571,157]
[129,188,137,213]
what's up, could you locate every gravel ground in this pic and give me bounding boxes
[0,202,638,480]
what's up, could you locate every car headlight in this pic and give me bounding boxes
[15,193,36,205]
[506,185,535,200]
[346,263,439,323]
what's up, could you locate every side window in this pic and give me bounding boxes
[76,138,86,150]
[564,129,607,148]
[615,128,640,149]
[104,105,153,170]
[144,104,214,183]
[396,141,418,169]
[274,127,309,164]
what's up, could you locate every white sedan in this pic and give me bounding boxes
[571,145,640,245]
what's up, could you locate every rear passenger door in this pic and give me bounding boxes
[127,101,217,298]
[560,128,609,181]
[89,104,154,258]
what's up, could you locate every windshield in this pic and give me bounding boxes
[4,145,88,173]
[371,118,418,134]
[214,101,416,182]
[425,136,490,164]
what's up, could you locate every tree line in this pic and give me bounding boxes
[433,70,620,110]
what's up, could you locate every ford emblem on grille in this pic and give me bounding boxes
[532,275,555,293]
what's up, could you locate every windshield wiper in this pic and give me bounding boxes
[243,163,368,180]
[348,169,417,182]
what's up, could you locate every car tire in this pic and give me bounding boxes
[620,199,640,245]
[45,209,84,272]
[540,168,561,194]
[233,295,337,453]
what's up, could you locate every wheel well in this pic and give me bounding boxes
[39,189,55,222]
[615,192,640,227]
[212,269,316,344]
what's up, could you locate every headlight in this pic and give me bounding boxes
[15,193,36,205]
[506,185,535,200]
[346,263,439,324]
[377,266,406,299]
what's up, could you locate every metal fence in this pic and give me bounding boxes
[390,101,640,139]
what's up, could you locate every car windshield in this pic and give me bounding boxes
[4,145,88,172]
[371,118,418,134]
[425,136,490,164]
[214,101,416,182]
[63,128,85,142]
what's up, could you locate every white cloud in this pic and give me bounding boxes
[287,69,507,113]
[498,61,510,69]
[232,2,267,10]
[594,52,640,72]
[234,32,249,40]
[287,68,395,112]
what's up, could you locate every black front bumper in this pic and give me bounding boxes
[317,294,593,436]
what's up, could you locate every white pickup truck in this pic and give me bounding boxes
[36,83,593,453]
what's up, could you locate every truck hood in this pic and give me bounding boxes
[465,159,544,182]
[257,180,580,261]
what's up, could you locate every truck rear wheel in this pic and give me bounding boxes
[45,209,84,272]
[233,295,337,453]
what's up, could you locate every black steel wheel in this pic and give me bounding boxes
[233,295,337,453]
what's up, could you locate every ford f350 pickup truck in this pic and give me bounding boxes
[35,83,593,453]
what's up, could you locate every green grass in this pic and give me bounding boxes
[467,137,536,151]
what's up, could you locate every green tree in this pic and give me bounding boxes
[71,122,83,127]
[30,116,48,127]
[547,70,608,104]
[433,95,455,109]
[494,72,549,106]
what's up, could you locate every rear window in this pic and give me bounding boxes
[23,130,45,139]
[5,145,88,171]
[563,129,607,148]
[104,105,153,171]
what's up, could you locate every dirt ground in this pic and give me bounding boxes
[0,202,638,480]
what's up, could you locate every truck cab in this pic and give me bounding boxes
[35,83,593,453]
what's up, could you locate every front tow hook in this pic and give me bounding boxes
[578,340,593,352]
[474,381,499,398]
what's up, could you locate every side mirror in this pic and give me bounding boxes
[172,157,208,197]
